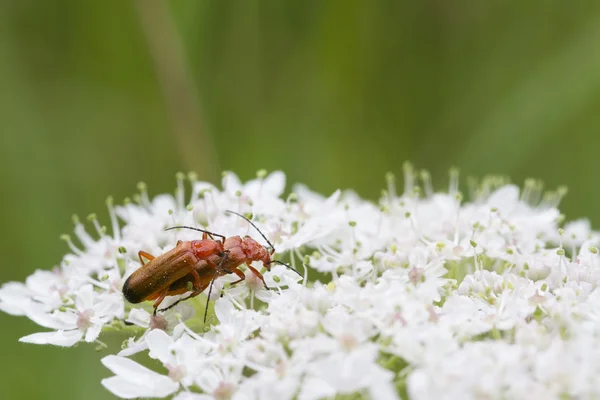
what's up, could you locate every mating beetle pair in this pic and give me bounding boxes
[122,211,300,321]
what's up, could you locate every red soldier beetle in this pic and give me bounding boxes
[122,210,301,322]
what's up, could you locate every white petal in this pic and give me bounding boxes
[151,194,178,217]
[0,301,25,316]
[75,284,95,311]
[292,183,326,203]
[19,330,83,346]
[0,282,31,316]
[222,172,242,195]
[262,170,286,197]
[487,185,519,213]
[214,296,236,324]
[126,308,151,327]
[191,181,217,200]
[299,377,335,400]
[368,377,400,400]
[25,306,75,330]
[324,189,342,208]
[25,270,61,295]
[101,376,178,399]
[564,219,591,243]
[406,370,429,399]
[101,355,179,397]
[84,323,102,342]
[118,337,149,357]
[73,223,96,249]
[173,393,212,400]
[146,329,175,363]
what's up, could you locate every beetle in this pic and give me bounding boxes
[122,210,301,321]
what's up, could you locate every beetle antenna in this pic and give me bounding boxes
[269,260,303,277]
[225,210,275,253]
[165,226,226,241]
[204,250,230,323]
[204,270,219,323]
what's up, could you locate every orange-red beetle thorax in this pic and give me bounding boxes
[241,236,271,266]
[190,239,225,259]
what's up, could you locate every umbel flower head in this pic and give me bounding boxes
[2,166,600,399]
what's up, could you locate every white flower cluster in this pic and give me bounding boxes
[2,168,600,399]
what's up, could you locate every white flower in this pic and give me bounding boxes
[19,284,122,346]
[4,168,600,399]
[299,344,396,400]
[118,304,194,357]
[0,269,67,316]
[101,355,179,399]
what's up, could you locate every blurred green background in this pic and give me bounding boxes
[2,1,600,398]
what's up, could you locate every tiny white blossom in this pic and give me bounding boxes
[19,284,122,346]
[101,355,180,399]
[3,169,600,399]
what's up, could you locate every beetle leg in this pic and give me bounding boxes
[138,251,155,265]
[229,268,246,286]
[152,288,170,314]
[200,231,221,242]
[247,264,271,290]
[188,268,203,290]
[159,251,232,321]
[206,250,232,275]
[218,268,246,298]
[157,265,209,313]
[164,270,217,322]
[157,285,204,313]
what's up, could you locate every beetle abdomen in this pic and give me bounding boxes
[122,274,143,303]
